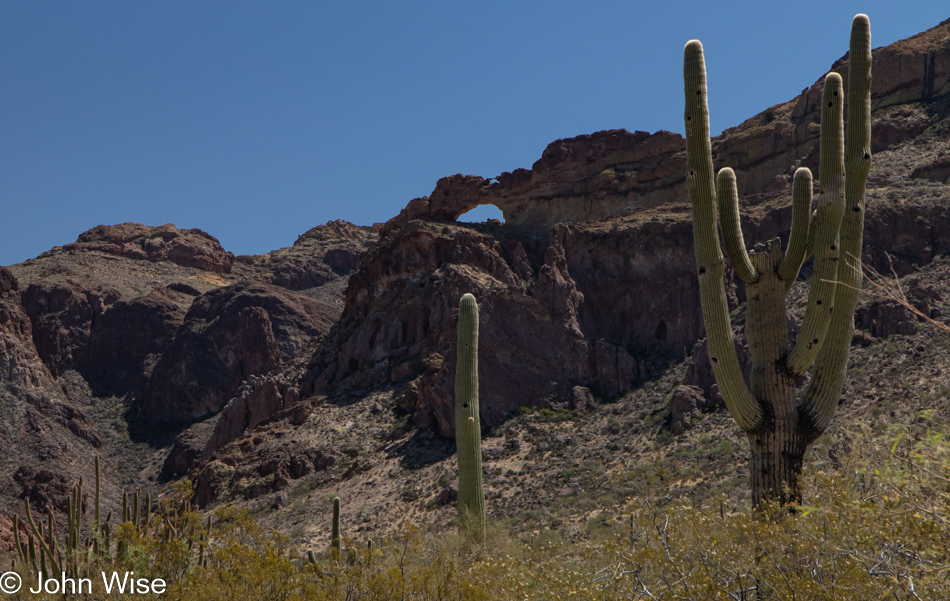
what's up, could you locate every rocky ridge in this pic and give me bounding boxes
[0,220,375,535]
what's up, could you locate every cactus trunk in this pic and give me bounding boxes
[684,15,871,507]
[455,293,485,542]
[745,241,803,503]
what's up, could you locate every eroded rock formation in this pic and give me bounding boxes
[396,18,950,233]
[302,215,734,437]
[139,282,337,424]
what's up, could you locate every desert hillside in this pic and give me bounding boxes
[2,17,949,594]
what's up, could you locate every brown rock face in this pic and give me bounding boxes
[0,269,105,517]
[401,130,685,229]
[20,282,100,377]
[247,220,376,291]
[140,282,338,424]
[193,442,337,508]
[201,375,301,462]
[669,385,708,434]
[304,216,720,437]
[0,270,102,451]
[12,467,71,512]
[0,268,54,389]
[84,287,189,397]
[66,223,235,273]
[158,418,218,482]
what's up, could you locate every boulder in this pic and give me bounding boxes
[670,385,708,434]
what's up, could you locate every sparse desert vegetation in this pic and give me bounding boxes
[9,419,949,599]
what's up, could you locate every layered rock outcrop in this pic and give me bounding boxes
[64,223,235,273]
[402,130,685,228]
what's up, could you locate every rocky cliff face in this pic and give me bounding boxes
[0,221,375,524]
[0,267,104,521]
[300,213,733,437]
[140,282,337,424]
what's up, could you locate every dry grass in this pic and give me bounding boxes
[10,424,948,600]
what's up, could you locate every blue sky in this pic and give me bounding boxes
[1,2,946,266]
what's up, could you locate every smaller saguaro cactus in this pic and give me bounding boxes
[331,496,341,557]
[94,456,101,539]
[455,293,486,543]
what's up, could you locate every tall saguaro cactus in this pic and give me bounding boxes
[455,293,486,542]
[684,15,871,506]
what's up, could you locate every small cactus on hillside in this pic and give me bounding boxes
[331,496,341,557]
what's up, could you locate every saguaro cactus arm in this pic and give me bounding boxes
[786,73,846,376]
[455,293,485,541]
[717,168,757,284]
[778,168,814,284]
[800,14,872,435]
[684,40,763,433]
[13,515,26,567]
[94,455,101,528]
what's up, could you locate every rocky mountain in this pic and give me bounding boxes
[2,17,950,555]
[0,221,376,543]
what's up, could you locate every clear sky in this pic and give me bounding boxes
[1,2,947,266]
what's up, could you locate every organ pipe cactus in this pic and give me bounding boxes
[9,458,217,579]
[684,15,871,506]
[455,293,486,542]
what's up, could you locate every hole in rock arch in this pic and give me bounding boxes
[458,204,505,224]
